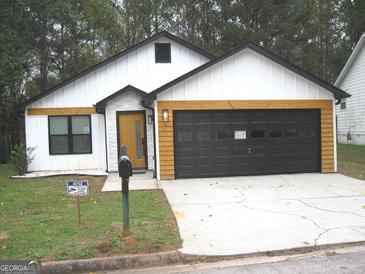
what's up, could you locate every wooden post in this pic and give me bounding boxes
[76,174,81,228]
[77,195,81,228]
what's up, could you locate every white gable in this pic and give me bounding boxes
[157,48,334,101]
[30,37,210,108]
[335,34,365,142]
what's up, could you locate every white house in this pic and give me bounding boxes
[18,31,349,180]
[335,33,365,145]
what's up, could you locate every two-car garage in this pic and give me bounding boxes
[173,109,321,178]
[145,43,349,180]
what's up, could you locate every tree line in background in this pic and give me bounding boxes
[0,0,364,163]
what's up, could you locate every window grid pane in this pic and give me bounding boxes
[72,135,91,153]
[72,116,90,134]
[49,115,92,154]
[49,117,68,135]
[50,135,69,154]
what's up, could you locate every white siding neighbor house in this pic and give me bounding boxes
[19,32,349,180]
[335,33,365,145]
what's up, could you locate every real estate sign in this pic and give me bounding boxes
[67,181,89,196]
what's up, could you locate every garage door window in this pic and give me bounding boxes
[216,130,231,139]
[251,129,265,138]
[197,131,211,141]
[269,129,282,138]
[303,128,316,137]
[285,129,298,138]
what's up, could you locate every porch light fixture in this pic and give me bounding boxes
[148,114,153,124]
[162,109,169,122]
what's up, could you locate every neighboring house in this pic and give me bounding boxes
[335,33,365,145]
[18,31,349,180]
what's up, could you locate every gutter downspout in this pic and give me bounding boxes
[142,99,157,178]
[103,112,109,172]
[95,105,109,172]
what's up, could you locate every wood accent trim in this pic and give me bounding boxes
[157,100,335,180]
[27,107,97,116]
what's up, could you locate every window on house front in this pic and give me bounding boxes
[340,99,346,110]
[49,115,92,155]
[155,43,171,63]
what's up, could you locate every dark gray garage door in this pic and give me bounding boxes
[173,109,321,178]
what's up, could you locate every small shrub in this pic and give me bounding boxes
[10,141,35,175]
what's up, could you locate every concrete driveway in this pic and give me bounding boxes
[160,173,365,255]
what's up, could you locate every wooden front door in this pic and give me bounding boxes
[118,112,146,169]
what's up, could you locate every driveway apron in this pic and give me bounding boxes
[160,173,365,255]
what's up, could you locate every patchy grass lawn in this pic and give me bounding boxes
[337,144,365,180]
[0,165,181,261]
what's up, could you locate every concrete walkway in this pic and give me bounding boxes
[102,171,157,191]
[160,173,365,255]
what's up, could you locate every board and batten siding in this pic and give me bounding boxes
[25,37,209,171]
[28,37,209,109]
[155,48,336,179]
[157,100,335,180]
[26,112,106,171]
[157,49,333,101]
[336,42,365,145]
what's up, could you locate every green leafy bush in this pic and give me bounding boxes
[10,141,35,175]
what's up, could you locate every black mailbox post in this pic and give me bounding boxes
[118,145,132,236]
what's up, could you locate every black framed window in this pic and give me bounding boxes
[49,115,92,155]
[155,43,171,63]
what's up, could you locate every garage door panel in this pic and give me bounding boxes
[195,157,214,166]
[285,144,301,154]
[176,166,194,177]
[250,112,266,124]
[302,138,318,145]
[233,112,249,124]
[268,145,284,155]
[285,111,302,122]
[267,112,284,123]
[174,112,194,123]
[233,162,250,170]
[233,155,250,162]
[195,148,211,157]
[302,144,318,152]
[174,109,320,178]
[233,147,249,155]
[215,156,232,165]
[251,148,266,156]
[196,130,212,142]
[177,158,194,166]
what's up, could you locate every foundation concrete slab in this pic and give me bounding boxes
[160,173,365,255]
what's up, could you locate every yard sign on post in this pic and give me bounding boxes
[67,180,89,227]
